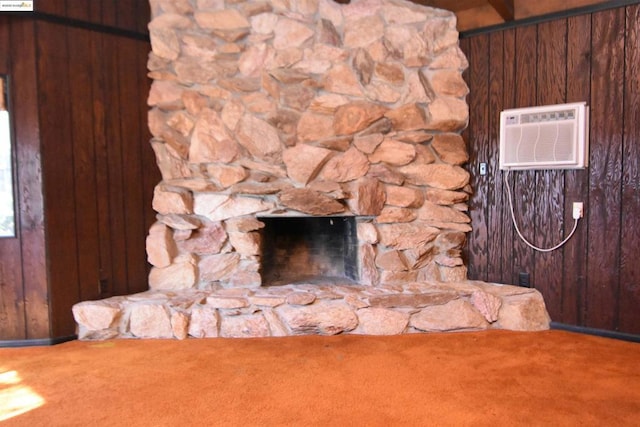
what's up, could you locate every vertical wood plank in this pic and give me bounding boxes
[619,4,640,334]
[13,19,50,339]
[116,0,138,32]
[0,237,24,338]
[90,29,114,297]
[36,21,80,337]
[587,8,624,330]
[66,26,101,305]
[88,0,104,25]
[101,0,118,29]
[64,0,90,22]
[466,35,490,281]
[563,14,591,325]
[511,25,538,287]
[137,0,151,35]
[0,16,26,340]
[35,0,66,15]
[118,38,146,294]
[102,32,127,296]
[501,28,517,285]
[534,19,568,320]
[486,31,506,283]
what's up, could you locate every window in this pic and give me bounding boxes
[0,75,15,237]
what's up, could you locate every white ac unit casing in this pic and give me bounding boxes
[499,102,589,170]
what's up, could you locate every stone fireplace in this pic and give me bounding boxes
[72,0,551,339]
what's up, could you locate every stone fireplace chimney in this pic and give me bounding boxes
[72,0,551,339]
[146,0,472,290]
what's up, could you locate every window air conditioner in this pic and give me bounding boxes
[499,102,589,170]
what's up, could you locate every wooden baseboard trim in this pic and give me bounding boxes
[550,322,640,343]
[0,335,77,348]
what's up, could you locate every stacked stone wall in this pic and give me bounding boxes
[146,0,471,290]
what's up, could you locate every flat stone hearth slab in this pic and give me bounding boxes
[73,281,550,340]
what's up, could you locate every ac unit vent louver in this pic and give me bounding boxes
[499,102,589,170]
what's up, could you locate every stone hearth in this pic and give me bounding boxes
[72,0,551,339]
[73,281,550,339]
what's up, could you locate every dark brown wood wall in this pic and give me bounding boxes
[461,4,640,334]
[0,16,49,340]
[36,0,149,34]
[0,2,157,340]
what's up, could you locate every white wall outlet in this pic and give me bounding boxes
[572,202,584,219]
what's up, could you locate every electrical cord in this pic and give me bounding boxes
[504,169,579,253]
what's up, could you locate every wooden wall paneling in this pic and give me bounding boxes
[486,31,506,283]
[103,33,128,296]
[619,4,640,334]
[510,25,538,288]
[101,0,119,29]
[66,26,101,305]
[533,20,568,320]
[462,4,639,333]
[12,20,48,339]
[35,0,66,15]
[90,29,114,298]
[0,232,24,338]
[64,0,91,22]
[118,38,146,294]
[562,13,592,325]
[500,28,517,285]
[88,0,104,25]
[466,35,490,281]
[137,0,151,35]
[0,16,26,339]
[115,0,138,33]
[586,8,624,330]
[36,21,80,337]
[13,19,49,339]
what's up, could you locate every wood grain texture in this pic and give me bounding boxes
[118,38,147,294]
[64,0,90,22]
[37,21,81,337]
[91,30,114,298]
[563,14,591,325]
[586,8,624,330]
[511,25,537,287]
[1,2,153,340]
[466,35,490,281]
[115,0,139,33]
[67,26,101,304]
[534,19,567,320]
[486,31,506,283]
[619,4,640,334]
[500,28,517,285]
[11,18,49,339]
[35,0,66,15]
[36,0,148,34]
[462,4,640,333]
[103,32,128,298]
[0,15,26,340]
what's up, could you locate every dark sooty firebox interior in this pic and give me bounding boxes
[259,216,359,286]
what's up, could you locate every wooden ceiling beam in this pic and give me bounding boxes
[488,0,515,21]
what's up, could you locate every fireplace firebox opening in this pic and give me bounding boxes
[259,216,359,286]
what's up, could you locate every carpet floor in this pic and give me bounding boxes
[0,330,639,426]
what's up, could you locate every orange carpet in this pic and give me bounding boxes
[1,330,639,426]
